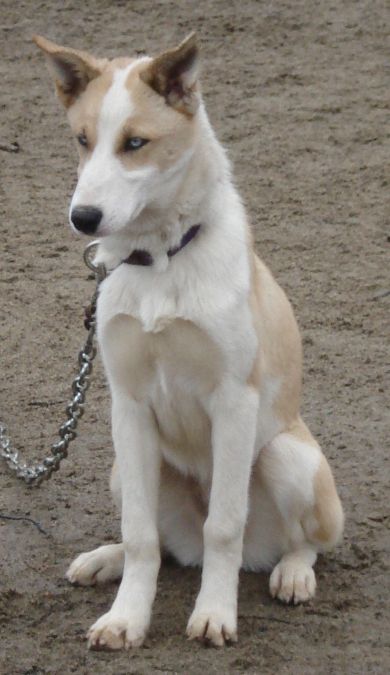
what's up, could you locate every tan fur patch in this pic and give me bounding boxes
[246,230,261,390]
[68,56,197,174]
[118,60,197,172]
[36,36,198,175]
[248,251,302,427]
[312,455,344,545]
[66,67,115,163]
[287,417,319,446]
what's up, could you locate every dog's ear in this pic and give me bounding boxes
[140,33,200,115]
[33,35,105,108]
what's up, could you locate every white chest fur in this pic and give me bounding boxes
[99,307,222,479]
[96,248,260,478]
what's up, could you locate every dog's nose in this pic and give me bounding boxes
[71,206,103,234]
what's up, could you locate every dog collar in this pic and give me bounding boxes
[122,224,201,267]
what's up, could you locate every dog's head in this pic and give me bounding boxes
[34,34,200,237]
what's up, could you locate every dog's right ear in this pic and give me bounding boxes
[33,35,105,108]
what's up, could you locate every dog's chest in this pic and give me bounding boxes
[151,319,224,475]
[101,310,223,476]
[98,260,258,475]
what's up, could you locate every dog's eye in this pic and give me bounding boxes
[77,132,88,148]
[123,137,149,152]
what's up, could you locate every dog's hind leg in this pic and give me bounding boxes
[66,463,124,585]
[66,462,125,586]
[257,418,344,604]
[66,544,124,586]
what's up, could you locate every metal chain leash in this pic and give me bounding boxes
[0,241,107,487]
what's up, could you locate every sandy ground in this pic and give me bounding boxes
[1,1,389,673]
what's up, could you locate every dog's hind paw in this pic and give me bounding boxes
[66,544,124,586]
[270,556,316,604]
[87,612,147,650]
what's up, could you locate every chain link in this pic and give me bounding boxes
[0,241,107,487]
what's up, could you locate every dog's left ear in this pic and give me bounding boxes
[33,35,105,108]
[140,33,200,115]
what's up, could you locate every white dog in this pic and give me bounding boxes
[34,34,344,650]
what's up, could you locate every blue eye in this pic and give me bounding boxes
[123,137,149,151]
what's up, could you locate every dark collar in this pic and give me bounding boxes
[122,224,201,267]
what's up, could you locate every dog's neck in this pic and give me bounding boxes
[94,106,233,271]
[122,223,202,267]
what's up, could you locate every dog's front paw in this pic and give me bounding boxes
[186,606,237,647]
[270,559,316,604]
[87,611,147,650]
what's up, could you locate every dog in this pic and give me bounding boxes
[34,33,344,650]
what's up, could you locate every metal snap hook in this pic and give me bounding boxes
[83,240,107,282]
[83,240,100,272]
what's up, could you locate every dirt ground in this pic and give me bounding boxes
[1,1,389,673]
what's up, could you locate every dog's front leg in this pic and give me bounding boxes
[187,382,259,647]
[87,393,161,650]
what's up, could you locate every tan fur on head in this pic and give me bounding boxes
[140,33,200,116]
[33,35,107,107]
